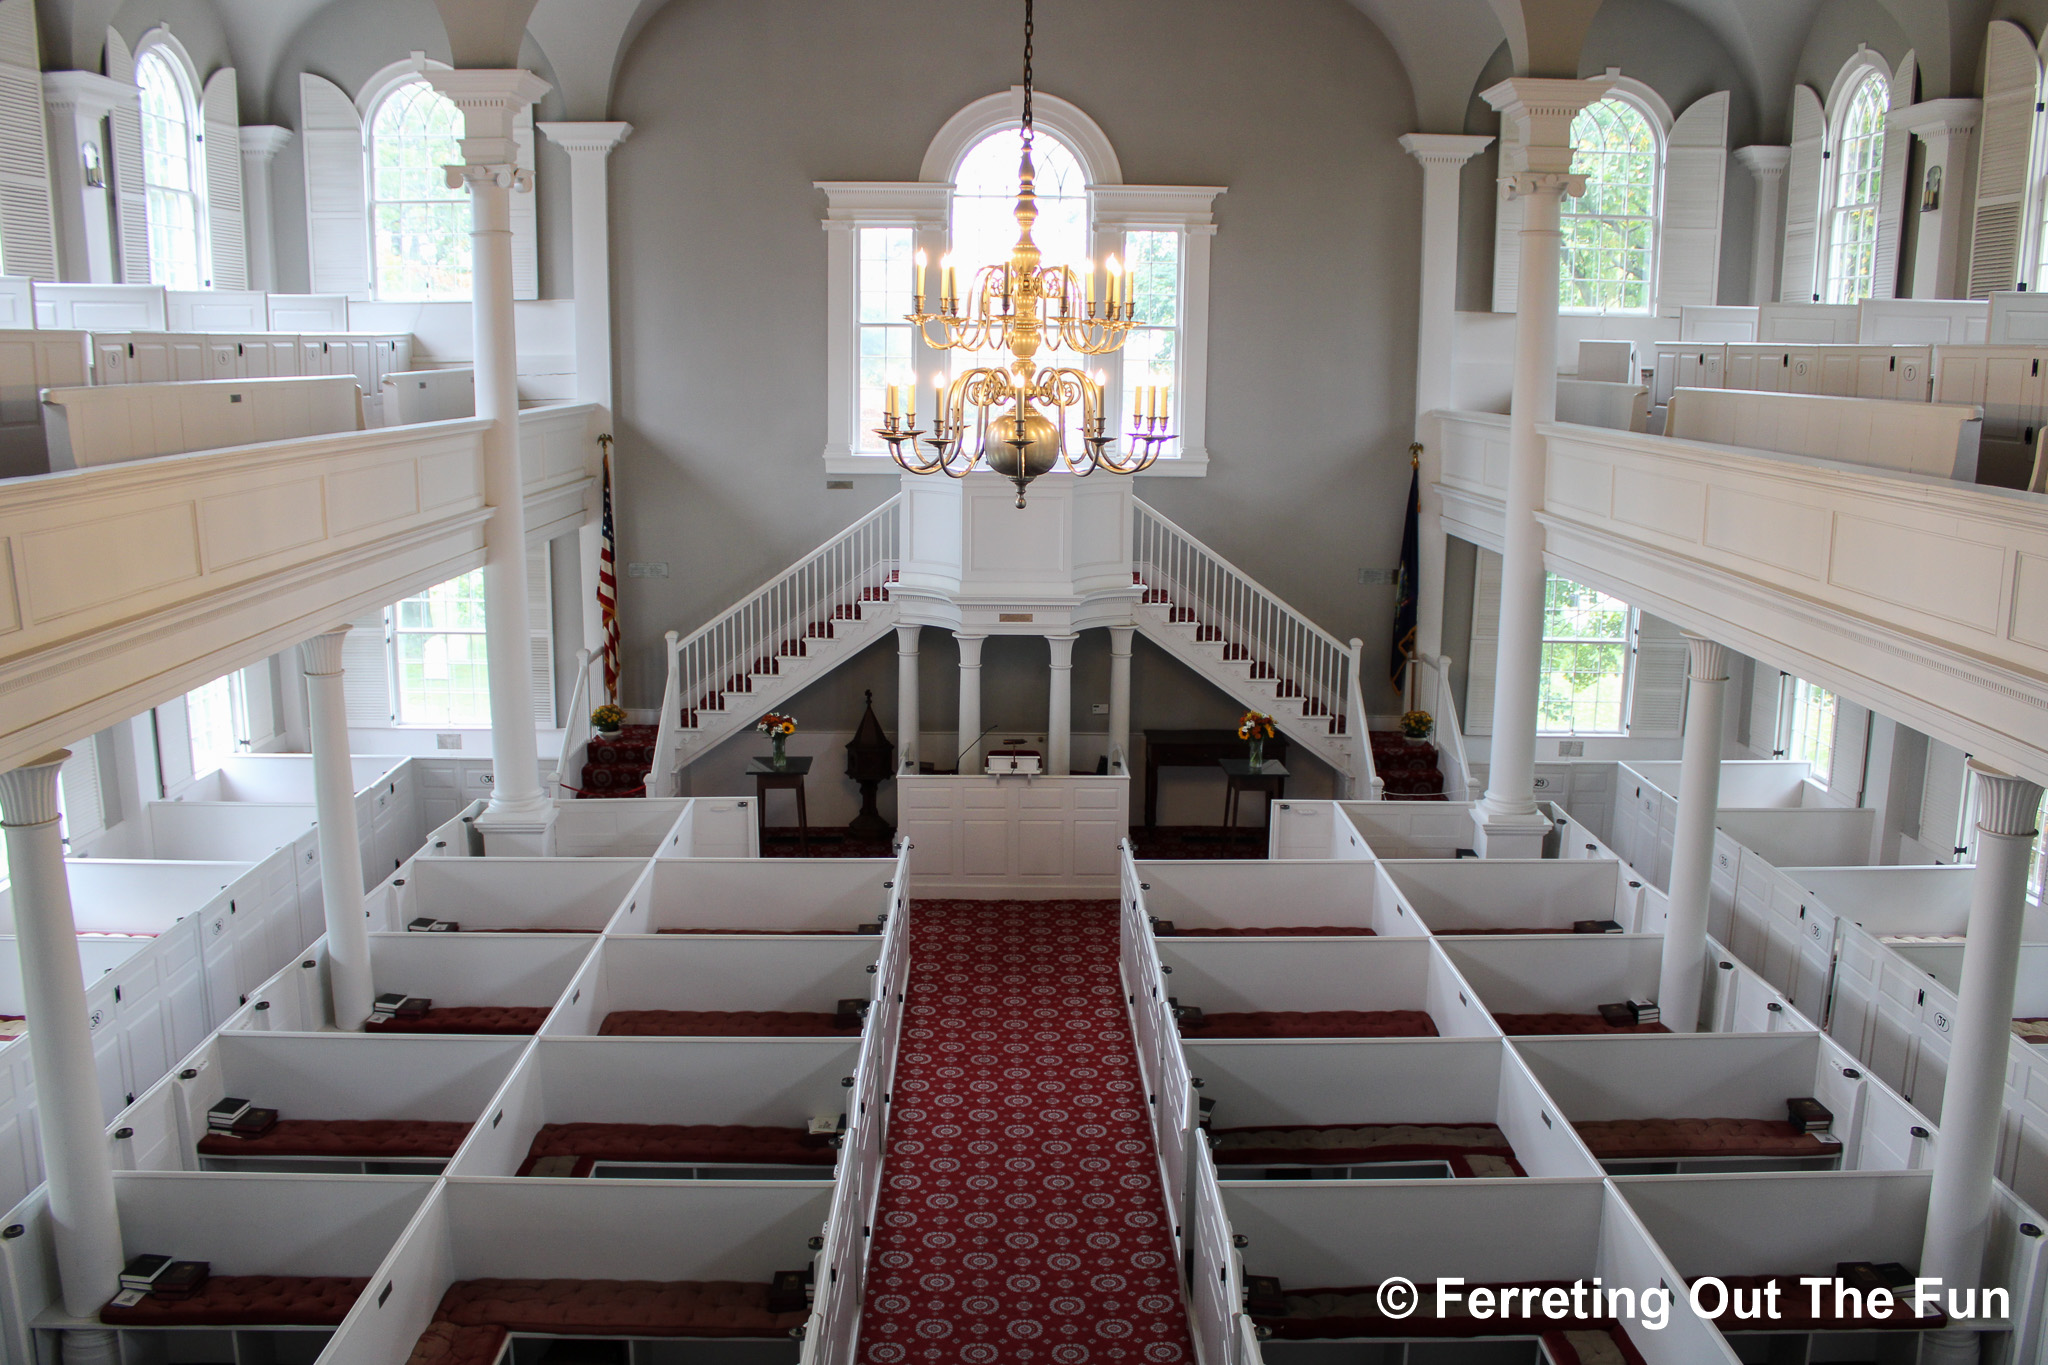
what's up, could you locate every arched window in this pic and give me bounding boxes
[949,126,1089,278]
[369,78,470,300]
[1824,72,1889,304]
[137,48,205,289]
[1560,97,1659,314]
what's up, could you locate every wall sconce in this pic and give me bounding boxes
[81,142,104,189]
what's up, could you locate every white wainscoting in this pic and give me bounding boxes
[898,772,1128,897]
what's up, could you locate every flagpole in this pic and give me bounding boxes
[597,433,622,707]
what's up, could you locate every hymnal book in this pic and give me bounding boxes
[1837,1261,1914,1298]
[1244,1275,1288,1317]
[1598,1002,1638,1027]
[229,1107,278,1138]
[408,917,437,932]
[1628,998,1660,1023]
[1171,1001,1206,1029]
[373,992,410,1014]
[1151,919,1178,937]
[149,1261,210,1300]
[527,1154,580,1177]
[428,920,458,932]
[767,1269,813,1314]
[1574,919,1624,934]
[109,1288,147,1308]
[808,1113,847,1136]
[834,998,870,1029]
[205,1098,251,1131]
[1197,1096,1217,1131]
[120,1254,173,1290]
[856,923,882,935]
[1787,1097,1834,1132]
[396,996,431,1017]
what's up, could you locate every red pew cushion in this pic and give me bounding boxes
[1542,1326,1647,1365]
[657,928,865,936]
[1492,1013,1670,1035]
[1436,927,1572,936]
[1255,1281,1606,1339]
[197,1119,471,1159]
[1702,1274,1943,1331]
[101,1276,368,1327]
[598,1010,857,1037]
[1212,1122,1523,1177]
[404,1322,509,1365]
[365,1007,550,1036]
[1172,926,1377,937]
[518,1122,836,1175]
[431,1278,805,1338]
[1574,1118,1841,1161]
[1179,1010,1437,1039]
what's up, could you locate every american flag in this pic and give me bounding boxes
[598,437,621,703]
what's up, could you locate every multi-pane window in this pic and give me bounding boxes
[1539,574,1633,733]
[2028,792,2047,905]
[186,673,246,775]
[137,50,204,290]
[1824,73,1889,304]
[394,571,491,725]
[1121,229,1182,444]
[1560,99,1658,314]
[1780,676,1839,785]
[856,227,915,454]
[370,80,471,300]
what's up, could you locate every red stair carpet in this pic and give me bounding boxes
[1370,730,1447,799]
[577,724,658,797]
[860,900,1195,1364]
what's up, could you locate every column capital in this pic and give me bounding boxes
[1108,624,1135,654]
[239,125,293,161]
[1888,98,1981,137]
[1968,760,2045,838]
[429,68,552,185]
[1047,633,1078,666]
[1398,133,1494,167]
[0,753,71,827]
[1681,633,1731,683]
[1481,76,1611,168]
[1734,145,1791,178]
[41,69,137,117]
[298,627,351,677]
[537,121,634,157]
[1503,171,1585,201]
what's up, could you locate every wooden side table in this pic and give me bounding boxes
[746,756,813,854]
[1216,758,1288,829]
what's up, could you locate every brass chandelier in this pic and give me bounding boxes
[872,0,1173,508]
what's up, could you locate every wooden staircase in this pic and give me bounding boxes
[1370,731,1447,799]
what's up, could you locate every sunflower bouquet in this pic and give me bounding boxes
[757,712,798,769]
[1238,710,1277,768]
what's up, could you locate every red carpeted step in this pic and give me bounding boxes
[859,901,1196,1360]
[1370,730,1445,799]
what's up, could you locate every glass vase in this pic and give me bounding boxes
[1247,739,1264,770]
[772,735,788,771]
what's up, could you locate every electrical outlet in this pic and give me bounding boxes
[1091,703,1109,714]
[825,479,854,490]
[628,562,670,579]
[1358,568,1396,585]
[436,733,463,750]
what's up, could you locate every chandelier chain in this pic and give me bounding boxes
[1021,0,1034,143]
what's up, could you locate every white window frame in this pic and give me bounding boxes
[817,88,1221,477]
[1775,672,1840,787]
[133,32,209,291]
[1536,572,1638,736]
[358,59,472,304]
[1818,55,1893,305]
[1558,82,1670,318]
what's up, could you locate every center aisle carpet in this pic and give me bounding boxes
[859,899,1196,1364]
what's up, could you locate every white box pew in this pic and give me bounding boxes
[1722,344,1932,402]
[1615,1170,2045,1359]
[197,753,404,803]
[235,932,595,1035]
[1153,937,1500,1039]
[1665,386,1983,482]
[450,1036,861,1179]
[1714,807,1876,871]
[621,856,896,935]
[1132,859,1417,936]
[1618,759,1814,809]
[653,793,760,858]
[1510,1032,1902,1174]
[1699,935,1818,1036]
[1787,864,1993,941]
[380,365,474,426]
[1183,1036,1601,1179]
[0,329,88,479]
[1680,306,1758,343]
[541,936,882,1038]
[89,330,212,384]
[141,800,317,863]
[319,1180,829,1365]
[547,796,693,857]
[0,276,29,328]
[1218,1179,1721,1358]
[1556,378,1651,431]
[1265,799,1378,859]
[125,1031,525,1175]
[267,294,349,332]
[1759,302,1861,343]
[1332,798,1485,857]
[206,332,306,380]
[192,753,421,898]
[1380,857,1636,935]
[1717,848,1849,1017]
[1650,342,1728,411]
[40,373,364,469]
[1859,297,1989,346]
[384,856,646,934]
[1931,343,2048,487]
[166,288,269,333]
[1435,936,1678,1035]
[31,282,167,331]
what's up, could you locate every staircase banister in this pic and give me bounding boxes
[555,647,593,795]
[647,630,682,795]
[1422,651,1473,800]
[1132,498,1352,657]
[667,494,903,660]
[1345,637,1379,800]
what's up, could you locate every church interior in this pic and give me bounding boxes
[0,0,2044,1361]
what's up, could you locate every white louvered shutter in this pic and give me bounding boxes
[529,540,556,725]
[341,608,394,726]
[299,73,371,299]
[59,736,104,847]
[240,657,279,750]
[511,104,538,301]
[1751,667,1783,756]
[1464,548,1503,736]
[1970,22,2041,297]
[0,0,56,280]
[1868,54,1916,300]
[1659,91,1729,312]
[1781,85,1825,302]
[104,28,151,284]
[201,68,245,289]
[1920,739,1969,859]
[1627,611,1688,739]
[1492,113,1526,313]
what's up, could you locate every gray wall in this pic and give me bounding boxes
[1793,0,1915,104]
[608,0,1423,721]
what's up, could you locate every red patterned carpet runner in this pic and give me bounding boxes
[859,899,1196,1364]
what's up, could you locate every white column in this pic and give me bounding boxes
[1656,635,1730,1030]
[955,633,985,775]
[896,624,921,772]
[1472,77,1609,860]
[1735,147,1790,307]
[1399,134,1494,665]
[1919,762,2046,1365]
[298,630,373,1030]
[0,755,123,1341]
[41,73,128,283]
[238,126,292,293]
[1108,625,1134,763]
[1888,101,1980,300]
[1047,634,1076,777]
[433,69,556,852]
